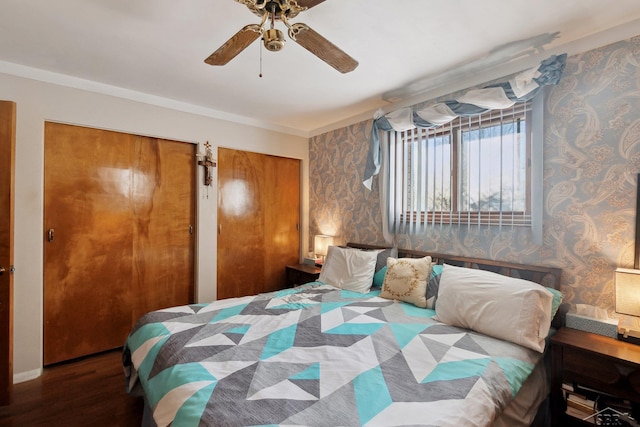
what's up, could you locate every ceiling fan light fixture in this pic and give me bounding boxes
[205,0,358,73]
[263,28,285,51]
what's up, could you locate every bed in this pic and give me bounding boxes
[123,243,563,427]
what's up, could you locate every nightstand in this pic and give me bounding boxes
[285,264,321,288]
[550,327,640,426]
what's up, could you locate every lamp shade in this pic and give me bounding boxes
[615,268,640,317]
[314,235,333,258]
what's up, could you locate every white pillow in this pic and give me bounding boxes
[434,264,553,353]
[379,256,432,308]
[318,246,379,293]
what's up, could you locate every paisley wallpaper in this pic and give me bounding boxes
[309,35,640,313]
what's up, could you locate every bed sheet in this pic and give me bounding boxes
[124,283,543,427]
[492,354,549,427]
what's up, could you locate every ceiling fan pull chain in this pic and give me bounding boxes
[259,35,264,77]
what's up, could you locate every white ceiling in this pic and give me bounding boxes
[1,0,640,137]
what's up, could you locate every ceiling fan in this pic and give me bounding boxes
[204,0,358,73]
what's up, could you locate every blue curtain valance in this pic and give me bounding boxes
[362,54,567,190]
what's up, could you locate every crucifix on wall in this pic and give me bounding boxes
[197,141,216,186]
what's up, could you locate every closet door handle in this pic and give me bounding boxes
[47,228,55,242]
[218,224,222,234]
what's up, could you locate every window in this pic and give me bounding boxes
[387,101,534,232]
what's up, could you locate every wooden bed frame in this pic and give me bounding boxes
[346,242,562,290]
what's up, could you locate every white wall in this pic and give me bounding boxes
[0,72,310,381]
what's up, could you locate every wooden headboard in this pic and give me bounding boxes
[346,242,562,290]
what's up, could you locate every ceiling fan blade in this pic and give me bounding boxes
[295,0,326,9]
[288,23,358,73]
[204,24,262,66]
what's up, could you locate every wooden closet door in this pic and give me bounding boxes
[217,148,300,299]
[44,123,195,365]
[131,137,195,321]
[217,149,265,299]
[44,123,135,365]
[0,101,16,406]
[262,154,300,292]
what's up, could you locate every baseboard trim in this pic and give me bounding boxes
[13,368,42,384]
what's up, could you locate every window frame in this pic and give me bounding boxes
[394,102,534,228]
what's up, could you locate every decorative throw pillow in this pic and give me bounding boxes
[434,264,554,353]
[425,264,443,309]
[379,256,433,308]
[318,246,379,293]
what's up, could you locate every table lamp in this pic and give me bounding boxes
[615,268,640,343]
[314,235,333,266]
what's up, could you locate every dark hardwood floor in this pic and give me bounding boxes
[0,349,143,426]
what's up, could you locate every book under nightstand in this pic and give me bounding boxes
[550,327,640,426]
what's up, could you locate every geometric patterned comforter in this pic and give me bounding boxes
[123,283,542,427]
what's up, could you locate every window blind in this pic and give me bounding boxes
[389,101,532,233]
